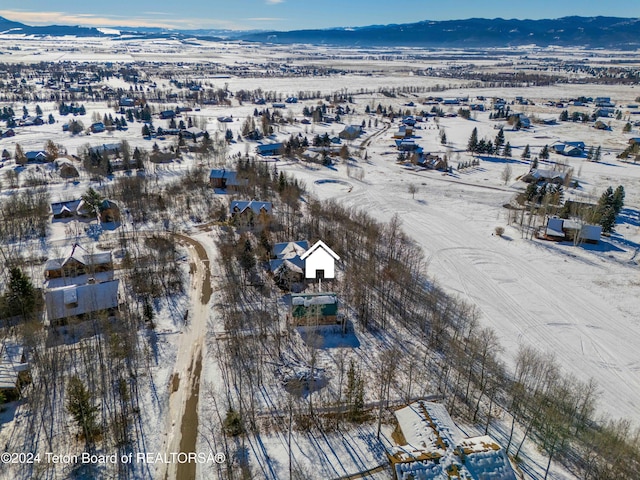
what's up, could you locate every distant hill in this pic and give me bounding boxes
[0,15,109,37]
[1,15,639,48]
[239,16,640,49]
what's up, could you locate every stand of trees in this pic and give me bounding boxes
[205,157,639,480]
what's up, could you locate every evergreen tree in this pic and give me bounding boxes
[3,267,37,319]
[440,130,447,145]
[494,127,505,150]
[612,185,625,215]
[586,146,594,161]
[521,144,531,160]
[593,146,602,162]
[67,375,100,445]
[531,157,539,170]
[600,206,617,233]
[540,144,549,160]
[503,142,512,158]
[559,110,569,121]
[524,182,539,203]
[467,127,478,153]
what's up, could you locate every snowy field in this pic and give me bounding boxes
[0,36,639,479]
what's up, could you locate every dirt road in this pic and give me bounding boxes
[161,234,214,480]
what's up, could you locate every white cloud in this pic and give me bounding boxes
[0,10,247,30]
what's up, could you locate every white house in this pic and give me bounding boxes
[300,240,340,279]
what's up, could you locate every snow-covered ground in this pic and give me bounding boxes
[1,37,639,479]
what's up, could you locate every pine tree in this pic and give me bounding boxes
[612,185,625,215]
[467,127,478,153]
[503,142,512,158]
[600,206,616,233]
[521,144,531,160]
[540,144,549,160]
[4,267,37,319]
[525,182,539,202]
[587,146,594,161]
[494,127,505,150]
[67,375,100,444]
[593,146,602,162]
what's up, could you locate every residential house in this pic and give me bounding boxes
[552,141,585,157]
[182,127,204,140]
[90,122,106,133]
[509,112,531,129]
[97,199,121,223]
[389,400,517,480]
[59,162,79,179]
[338,125,363,140]
[595,97,614,107]
[393,125,413,139]
[521,168,569,185]
[0,342,29,401]
[159,110,176,119]
[395,139,422,153]
[256,143,284,156]
[51,199,82,219]
[44,243,114,281]
[89,143,121,157]
[44,244,120,326]
[45,280,120,325]
[290,292,339,326]
[544,217,601,244]
[50,198,120,223]
[269,240,309,291]
[230,200,273,228]
[119,97,136,107]
[21,116,44,126]
[401,116,417,126]
[25,150,47,163]
[209,169,248,190]
[419,153,448,171]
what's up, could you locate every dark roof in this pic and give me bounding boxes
[51,199,81,216]
[209,169,247,187]
[256,143,284,154]
[230,200,272,215]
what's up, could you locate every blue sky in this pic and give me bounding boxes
[1,0,639,31]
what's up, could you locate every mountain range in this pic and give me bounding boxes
[1,15,639,49]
